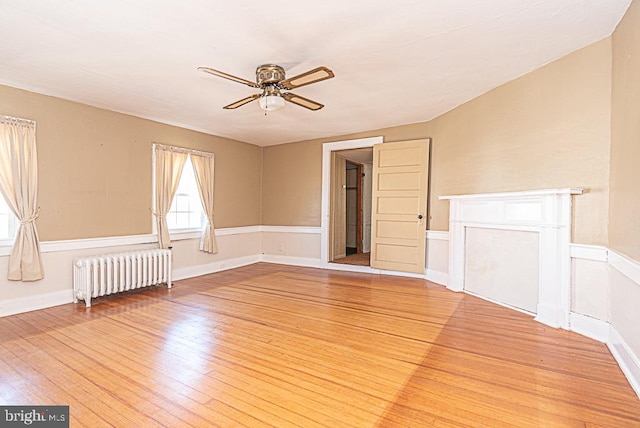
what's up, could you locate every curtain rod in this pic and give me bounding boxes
[0,115,36,125]
[153,143,215,158]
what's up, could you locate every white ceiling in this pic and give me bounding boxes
[0,0,630,147]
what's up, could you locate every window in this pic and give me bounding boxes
[0,195,17,242]
[166,156,204,231]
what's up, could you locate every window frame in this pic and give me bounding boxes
[151,144,209,239]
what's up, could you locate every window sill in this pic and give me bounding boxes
[0,240,13,257]
[168,229,202,241]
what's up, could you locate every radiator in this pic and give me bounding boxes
[73,249,172,307]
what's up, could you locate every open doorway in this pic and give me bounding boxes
[329,148,373,266]
[322,136,431,275]
[321,136,382,268]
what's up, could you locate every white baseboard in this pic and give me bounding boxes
[569,312,610,342]
[425,269,448,286]
[323,263,377,274]
[0,289,74,317]
[259,254,324,268]
[608,326,640,398]
[259,255,433,281]
[465,289,535,317]
[173,254,261,281]
[320,263,426,278]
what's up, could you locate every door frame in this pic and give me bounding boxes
[321,136,382,266]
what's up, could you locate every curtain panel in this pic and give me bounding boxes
[0,116,44,281]
[153,145,187,249]
[191,153,218,254]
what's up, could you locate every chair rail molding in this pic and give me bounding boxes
[440,188,583,329]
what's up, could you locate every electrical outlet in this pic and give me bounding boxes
[278,244,285,252]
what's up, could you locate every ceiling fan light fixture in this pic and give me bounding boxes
[199,63,334,111]
[259,94,285,111]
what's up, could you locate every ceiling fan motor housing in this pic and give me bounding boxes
[256,64,285,85]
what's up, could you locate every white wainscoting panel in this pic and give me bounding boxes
[173,255,261,281]
[609,264,640,398]
[425,230,449,286]
[571,258,610,321]
[261,228,322,260]
[0,226,264,316]
[570,243,640,398]
[0,289,74,317]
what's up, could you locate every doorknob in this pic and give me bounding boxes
[418,214,423,220]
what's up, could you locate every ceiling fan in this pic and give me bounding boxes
[198,64,334,112]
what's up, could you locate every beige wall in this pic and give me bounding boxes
[261,122,428,226]
[261,140,323,226]
[262,41,612,246]
[610,0,640,261]
[0,85,262,241]
[428,39,612,245]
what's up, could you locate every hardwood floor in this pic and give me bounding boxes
[331,252,371,266]
[1,263,639,427]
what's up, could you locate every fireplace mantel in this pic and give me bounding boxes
[440,188,583,329]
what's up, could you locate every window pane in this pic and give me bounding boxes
[175,194,189,212]
[177,212,188,226]
[0,197,16,241]
[164,156,205,231]
[166,211,177,230]
[0,214,8,238]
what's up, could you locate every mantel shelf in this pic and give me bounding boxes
[439,188,583,200]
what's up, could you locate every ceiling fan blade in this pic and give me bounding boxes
[279,66,334,90]
[282,92,325,111]
[198,67,258,88]
[223,94,261,109]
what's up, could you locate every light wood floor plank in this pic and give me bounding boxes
[1,263,639,427]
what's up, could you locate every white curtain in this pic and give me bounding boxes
[0,116,44,281]
[153,145,187,249]
[191,153,218,254]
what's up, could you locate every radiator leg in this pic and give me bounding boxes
[167,250,173,289]
[73,267,79,303]
[85,280,92,308]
